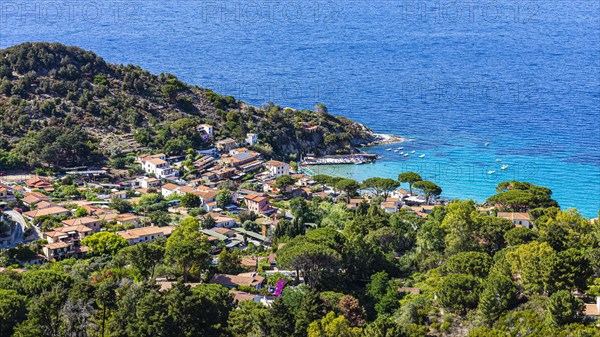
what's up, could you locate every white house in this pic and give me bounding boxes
[198,124,214,137]
[203,212,237,228]
[264,160,290,178]
[246,133,258,146]
[160,183,197,198]
[381,201,399,213]
[110,190,127,199]
[138,154,178,179]
[136,177,161,189]
[497,212,532,229]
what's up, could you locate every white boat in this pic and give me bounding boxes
[386,148,392,151]
[398,147,404,150]
[500,165,509,170]
[419,154,425,158]
[399,152,404,154]
[393,149,399,153]
[403,153,409,157]
[487,170,496,174]
[411,151,416,154]
[485,142,491,146]
[495,158,502,162]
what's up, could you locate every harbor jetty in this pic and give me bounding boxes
[300,133,402,166]
[301,153,378,165]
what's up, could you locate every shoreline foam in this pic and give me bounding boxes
[362,133,405,147]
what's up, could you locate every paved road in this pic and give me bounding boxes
[2,210,37,249]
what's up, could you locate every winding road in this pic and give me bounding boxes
[2,210,38,249]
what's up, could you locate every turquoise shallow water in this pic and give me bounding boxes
[1,0,599,216]
[309,139,600,216]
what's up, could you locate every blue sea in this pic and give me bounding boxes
[1,0,599,216]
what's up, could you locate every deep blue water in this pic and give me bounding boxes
[1,0,599,216]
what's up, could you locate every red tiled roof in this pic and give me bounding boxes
[210,273,264,288]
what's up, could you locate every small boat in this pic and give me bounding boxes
[500,165,509,170]
[411,151,416,154]
[419,154,425,158]
[495,158,502,162]
[403,153,409,157]
[487,170,496,175]
[399,152,404,154]
[485,142,491,146]
[393,150,399,153]
[398,147,404,150]
[386,148,392,151]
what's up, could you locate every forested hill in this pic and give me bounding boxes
[0,42,375,169]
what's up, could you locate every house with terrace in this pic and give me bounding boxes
[203,212,237,228]
[0,184,16,202]
[196,187,219,206]
[161,183,200,198]
[42,224,92,260]
[137,154,178,179]
[264,160,290,178]
[136,176,161,189]
[245,194,272,214]
[198,124,214,138]
[193,156,215,170]
[117,225,175,245]
[223,148,263,173]
[216,138,237,152]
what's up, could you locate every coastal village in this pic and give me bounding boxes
[3,122,599,325]
[0,2,598,330]
[0,126,398,299]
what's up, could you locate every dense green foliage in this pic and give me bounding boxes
[1,187,599,336]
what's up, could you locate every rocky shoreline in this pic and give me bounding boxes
[361,133,405,147]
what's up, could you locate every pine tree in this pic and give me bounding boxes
[267,298,295,337]
[294,291,324,337]
[478,274,518,324]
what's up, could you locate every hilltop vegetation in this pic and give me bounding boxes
[0,42,374,169]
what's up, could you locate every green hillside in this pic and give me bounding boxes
[0,42,375,170]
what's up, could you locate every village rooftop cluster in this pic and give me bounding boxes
[0,125,547,305]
